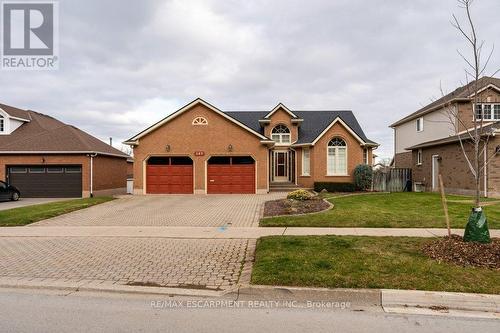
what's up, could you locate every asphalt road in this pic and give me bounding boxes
[0,289,498,333]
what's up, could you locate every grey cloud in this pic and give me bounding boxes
[1,0,499,159]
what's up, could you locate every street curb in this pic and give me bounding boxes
[227,285,382,308]
[381,289,500,315]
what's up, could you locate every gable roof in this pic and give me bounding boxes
[0,104,129,158]
[390,76,500,127]
[124,98,270,144]
[226,110,377,146]
[264,103,299,119]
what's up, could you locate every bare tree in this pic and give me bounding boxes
[440,0,499,208]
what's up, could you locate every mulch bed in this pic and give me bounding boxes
[422,235,500,269]
[263,198,331,217]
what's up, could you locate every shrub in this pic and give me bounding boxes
[287,189,313,201]
[313,182,356,193]
[354,164,373,191]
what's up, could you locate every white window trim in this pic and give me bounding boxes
[417,149,423,166]
[363,148,369,165]
[474,103,500,121]
[416,117,424,132]
[326,139,348,176]
[0,116,4,133]
[301,148,310,176]
[271,125,291,145]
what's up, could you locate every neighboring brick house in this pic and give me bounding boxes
[0,103,130,198]
[390,76,500,197]
[124,98,378,194]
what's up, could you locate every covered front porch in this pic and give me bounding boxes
[269,149,303,191]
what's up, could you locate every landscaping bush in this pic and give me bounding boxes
[313,182,356,193]
[287,189,313,201]
[353,164,373,191]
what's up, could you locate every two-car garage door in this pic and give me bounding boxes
[7,165,82,198]
[145,156,255,194]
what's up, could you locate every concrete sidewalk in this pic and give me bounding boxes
[0,226,499,238]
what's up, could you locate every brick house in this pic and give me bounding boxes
[0,103,130,198]
[124,98,378,194]
[390,76,500,197]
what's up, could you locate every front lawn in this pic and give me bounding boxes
[260,192,500,229]
[0,197,115,226]
[251,236,500,294]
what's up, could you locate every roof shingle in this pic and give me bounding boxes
[0,104,129,157]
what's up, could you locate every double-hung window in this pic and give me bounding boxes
[327,138,347,175]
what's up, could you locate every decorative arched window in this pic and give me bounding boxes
[0,115,4,133]
[271,124,291,144]
[192,117,208,125]
[327,137,347,175]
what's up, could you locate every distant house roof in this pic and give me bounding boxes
[390,76,500,127]
[407,121,500,150]
[0,103,31,121]
[226,110,377,145]
[0,103,129,158]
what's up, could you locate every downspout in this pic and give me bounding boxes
[89,153,97,197]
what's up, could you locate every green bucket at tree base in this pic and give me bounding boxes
[463,207,491,243]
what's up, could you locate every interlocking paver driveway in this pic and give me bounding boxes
[32,193,286,227]
[0,237,251,290]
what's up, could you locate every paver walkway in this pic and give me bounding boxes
[32,194,286,227]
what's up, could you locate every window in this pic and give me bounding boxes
[302,148,310,176]
[475,104,500,121]
[47,167,64,173]
[271,124,291,144]
[327,138,347,175]
[416,117,424,132]
[417,149,423,165]
[0,115,4,132]
[29,167,45,173]
[192,117,208,125]
[65,166,82,173]
[363,149,368,164]
[483,105,492,119]
[9,167,27,173]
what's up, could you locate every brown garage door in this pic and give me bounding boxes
[146,156,193,194]
[8,165,82,198]
[207,156,255,194]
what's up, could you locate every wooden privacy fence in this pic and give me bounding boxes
[372,168,412,192]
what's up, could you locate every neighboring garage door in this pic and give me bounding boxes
[146,156,193,194]
[207,156,255,194]
[8,165,82,198]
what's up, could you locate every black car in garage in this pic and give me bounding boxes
[0,181,20,201]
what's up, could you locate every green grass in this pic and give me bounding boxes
[0,197,115,226]
[251,236,500,294]
[260,192,500,229]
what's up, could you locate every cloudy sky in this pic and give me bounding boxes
[2,0,499,159]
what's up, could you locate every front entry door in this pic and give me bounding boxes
[273,151,288,182]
